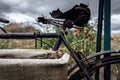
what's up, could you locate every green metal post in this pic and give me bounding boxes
[104,0,111,80]
[95,0,104,80]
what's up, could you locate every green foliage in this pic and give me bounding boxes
[37,38,56,49]
[65,25,97,56]
[0,40,9,49]
[37,24,97,56]
[37,26,57,49]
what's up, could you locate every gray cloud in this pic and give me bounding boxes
[111,0,120,14]
[0,0,99,17]
[112,23,120,30]
[0,1,11,14]
[0,0,120,32]
[0,0,120,17]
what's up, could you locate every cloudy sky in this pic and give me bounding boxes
[0,0,120,33]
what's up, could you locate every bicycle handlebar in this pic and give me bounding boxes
[37,17,73,31]
[0,17,9,23]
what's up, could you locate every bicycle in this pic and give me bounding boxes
[0,17,120,80]
[37,17,120,80]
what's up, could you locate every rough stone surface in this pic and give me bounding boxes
[0,49,70,80]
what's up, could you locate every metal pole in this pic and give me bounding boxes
[95,0,104,79]
[34,33,37,49]
[104,0,111,80]
[0,33,60,39]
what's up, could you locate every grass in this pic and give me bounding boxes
[0,23,39,49]
[4,23,39,33]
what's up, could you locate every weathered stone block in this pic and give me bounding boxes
[0,49,70,80]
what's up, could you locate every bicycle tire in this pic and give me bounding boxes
[68,55,120,80]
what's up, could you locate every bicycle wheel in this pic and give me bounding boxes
[68,55,120,80]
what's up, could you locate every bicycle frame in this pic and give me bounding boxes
[0,32,92,79]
